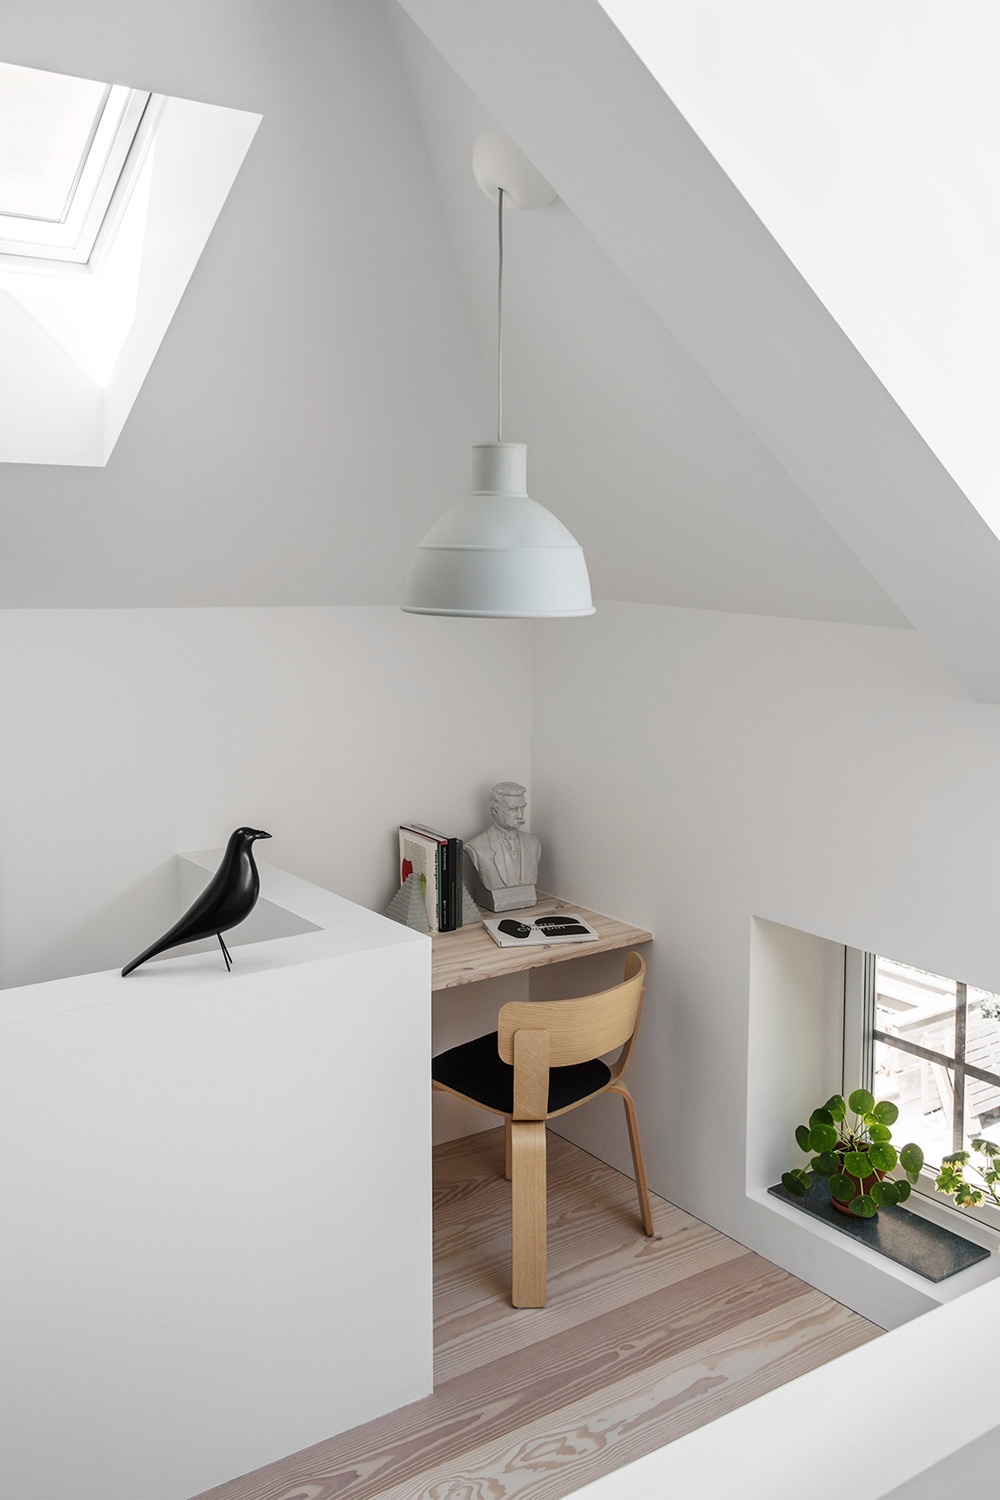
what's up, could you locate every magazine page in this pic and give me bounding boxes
[483,914,600,948]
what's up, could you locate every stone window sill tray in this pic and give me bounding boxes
[768,1178,991,1282]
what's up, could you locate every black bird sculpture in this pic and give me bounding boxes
[122,827,272,977]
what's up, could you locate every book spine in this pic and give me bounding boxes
[402,823,460,932]
[446,838,461,932]
[438,841,449,931]
[398,825,468,932]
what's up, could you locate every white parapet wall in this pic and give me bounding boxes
[572,1274,1000,1500]
[0,854,432,1500]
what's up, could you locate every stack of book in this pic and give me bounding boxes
[398,824,463,933]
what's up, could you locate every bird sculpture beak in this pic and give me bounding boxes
[255,830,272,840]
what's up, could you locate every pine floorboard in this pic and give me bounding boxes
[193,1128,880,1500]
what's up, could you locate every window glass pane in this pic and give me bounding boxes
[874,1036,953,1168]
[876,956,955,1058]
[965,1089,1000,1155]
[965,986,1000,1142]
[0,61,107,221]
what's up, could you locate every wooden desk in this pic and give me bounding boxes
[431,893,652,992]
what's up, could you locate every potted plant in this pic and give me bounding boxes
[933,1138,1000,1212]
[782,1089,924,1218]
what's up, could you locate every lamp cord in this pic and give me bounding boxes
[497,186,504,443]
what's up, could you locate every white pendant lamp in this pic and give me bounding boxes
[403,133,594,619]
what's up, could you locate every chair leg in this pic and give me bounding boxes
[504,1116,512,1180]
[510,1120,547,1307]
[611,1084,654,1235]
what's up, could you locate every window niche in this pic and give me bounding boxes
[749,918,998,1286]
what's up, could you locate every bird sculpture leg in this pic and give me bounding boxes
[218,933,233,972]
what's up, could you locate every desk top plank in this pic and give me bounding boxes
[431,894,652,991]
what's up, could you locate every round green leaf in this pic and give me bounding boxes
[871,1180,900,1207]
[843,1150,872,1181]
[899,1143,925,1176]
[808,1123,839,1154]
[868,1142,898,1174]
[809,1108,834,1129]
[850,1195,878,1218]
[824,1095,847,1122]
[848,1088,875,1115]
[894,1180,911,1203]
[829,1172,855,1203]
[872,1100,899,1125]
[781,1171,809,1198]
[868,1123,892,1143]
[811,1151,838,1178]
[795,1124,812,1153]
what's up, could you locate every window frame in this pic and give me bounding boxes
[0,82,153,267]
[846,947,1000,1235]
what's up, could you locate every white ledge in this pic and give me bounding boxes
[0,850,427,1026]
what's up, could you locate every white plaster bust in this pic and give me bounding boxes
[466,782,540,911]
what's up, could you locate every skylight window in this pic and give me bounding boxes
[0,60,152,265]
[0,58,260,465]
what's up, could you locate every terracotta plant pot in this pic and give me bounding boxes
[830,1165,885,1216]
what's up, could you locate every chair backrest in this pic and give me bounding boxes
[497,951,646,1068]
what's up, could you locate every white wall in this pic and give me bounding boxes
[573,1275,1000,1500]
[0,606,530,991]
[883,1423,1000,1499]
[0,872,432,1500]
[532,601,1000,1322]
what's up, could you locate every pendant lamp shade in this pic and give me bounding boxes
[403,134,594,620]
[402,443,594,618]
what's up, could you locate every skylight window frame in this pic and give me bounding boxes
[0,83,153,267]
[8,80,112,226]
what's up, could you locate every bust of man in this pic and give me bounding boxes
[466,781,541,912]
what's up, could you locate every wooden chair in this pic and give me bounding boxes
[431,951,653,1307]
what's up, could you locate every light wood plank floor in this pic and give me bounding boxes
[195,1129,880,1500]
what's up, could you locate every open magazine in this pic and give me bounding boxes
[483,913,600,948]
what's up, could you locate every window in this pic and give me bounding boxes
[0,60,260,463]
[0,60,153,267]
[851,951,1000,1224]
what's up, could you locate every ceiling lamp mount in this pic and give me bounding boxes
[403,133,594,619]
[470,130,557,212]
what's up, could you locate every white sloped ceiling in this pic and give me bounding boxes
[400,0,1000,701]
[391,2,907,628]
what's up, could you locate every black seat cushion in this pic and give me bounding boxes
[432,1030,611,1116]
